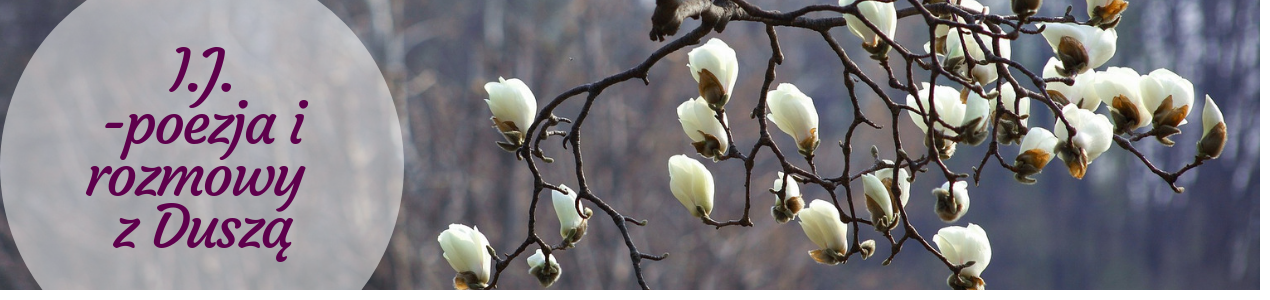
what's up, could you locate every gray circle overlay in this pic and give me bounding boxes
[1,0,402,289]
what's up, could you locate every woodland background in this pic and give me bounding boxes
[0,0,1259,289]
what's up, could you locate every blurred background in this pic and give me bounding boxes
[0,0,1260,289]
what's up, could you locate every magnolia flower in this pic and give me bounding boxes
[799,199,851,265]
[1087,0,1129,29]
[933,180,970,223]
[1043,57,1102,111]
[1140,68,1195,145]
[989,82,1030,145]
[688,38,740,111]
[1054,104,1114,179]
[1095,67,1152,134]
[484,77,538,152]
[841,0,897,59]
[934,223,992,290]
[907,83,965,159]
[1197,95,1227,159]
[526,249,561,288]
[767,83,820,157]
[962,88,993,146]
[438,224,493,290]
[1012,0,1042,20]
[678,97,730,161]
[551,184,591,248]
[862,160,910,231]
[929,0,988,55]
[944,24,1012,85]
[1037,23,1117,76]
[668,154,715,218]
[770,172,804,224]
[1014,127,1060,184]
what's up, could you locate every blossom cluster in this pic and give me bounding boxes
[434,0,1229,290]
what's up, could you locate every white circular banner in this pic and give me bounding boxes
[1,0,402,289]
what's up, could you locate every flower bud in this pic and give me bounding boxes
[1087,0,1129,29]
[962,88,992,146]
[484,77,538,152]
[1054,104,1114,179]
[1012,0,1042,20]
[934,223,991,290]
[933,180,970,223]
[688,38,739,111]
[1043,57,1102,111]
[1198,95,1227,159]
[907,83,964,159]
[767,83,820,157]
[860,239,877,260]
[1140,68,1195,146]
[1037,23,1117,76]
[1014,127,1059,184]
[841,0,897,59]
[668,154,715,218]
[551,184,591,248]
[990,82,1030,145]
[1095,67,1152,134]
[438,224,493,290]
[526,249,561,288]
[678,97,730,161]
[770,172,804,224]
[799,199,851,265]
[944,24,1011,86]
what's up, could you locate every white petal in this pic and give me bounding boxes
[1202,95,1225,137]
[799,200,849,252]
[773,172,801,201]
[1020,127,1060,156]
[668,155,715,217]
[1139,68,1195,125]
[861,174,892,218]
[1095,67,1152,130]
[907,83,964,135]
[551,184,584,234]
[767,83,819,145]
[484,77,538,131]
[688,38,740,96]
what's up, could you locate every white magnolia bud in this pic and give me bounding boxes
[933,180,970,223]
[929,0,988,56]
[963,87,993,146]
[526,249,561,288]
[1014,127,1060,184]
[678,97,730,161]
[484,77,538,151]
[1198,95,1227,159]
[551,184,590,247]
[841,0,897,58]
[944,24,1012,85]
[1043,57,1102,111]
[1139,68,1195,128]
[668,154,715,218]
[770,172,804,224]
[688,38,739,110]
[989,82,1031,145]
[861,173,893,231]
[1037,23,1117,76]
[767,83,820,157]
[907,83,964,159]
[1054,104,1114,179]
[934,223,992,290]
[1087,0,1129,29]
[799,199,851,265]
[1095,67,1152,133]
[438,224,493,290]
